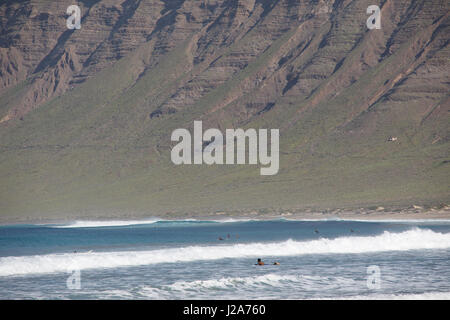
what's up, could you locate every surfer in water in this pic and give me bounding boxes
[255,258,280,266]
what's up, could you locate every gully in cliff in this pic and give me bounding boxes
[171,121,279,175]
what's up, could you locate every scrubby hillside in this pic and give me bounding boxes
[0,0,449,221]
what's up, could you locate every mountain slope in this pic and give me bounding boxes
[0,0,449,221]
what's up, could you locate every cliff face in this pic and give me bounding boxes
[0,0,449,220]
[2,0,448,124]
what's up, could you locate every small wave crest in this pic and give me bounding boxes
[138,274,311,298]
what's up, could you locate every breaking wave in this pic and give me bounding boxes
[49,218,256,228]
[51,219,160,228]
[1,228,449,277]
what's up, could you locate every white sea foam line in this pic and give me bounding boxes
[168,274,300,290]
[161,274,356,290]
[50,218,256,228]
[138,274,302,299]
[139,274,304,297]
[138,274,359,299]
[1,228,450,277]
[210,218,256,223]
[52,219,161,228]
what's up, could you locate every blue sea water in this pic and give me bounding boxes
[1,218,450,299]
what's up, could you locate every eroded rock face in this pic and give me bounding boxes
[0,0,162,121]
[1,0,448,126]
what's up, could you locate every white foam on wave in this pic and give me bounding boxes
[138,273,307,298]
[52,219,161,228]
[49,218,247,228]
[210,218,256,223]
[1,228,450,277]
[141,276,450,300]
[169,274,300,290]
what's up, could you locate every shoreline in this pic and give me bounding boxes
[1,207,449,226]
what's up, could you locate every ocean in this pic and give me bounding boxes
[1,218,450,299]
